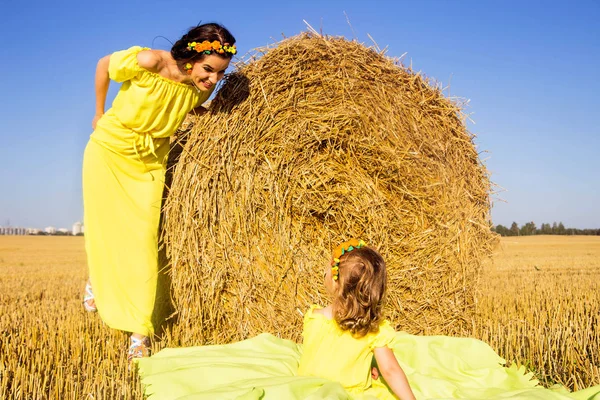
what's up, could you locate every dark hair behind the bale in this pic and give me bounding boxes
[333,247,387,338]
[171,23,236,63]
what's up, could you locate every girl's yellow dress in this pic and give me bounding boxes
[83,46,212,336]
[298,305,396,397]
[136,305,600,399]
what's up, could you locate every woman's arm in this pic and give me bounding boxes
[93,55,111,129]
[373,347,416,400]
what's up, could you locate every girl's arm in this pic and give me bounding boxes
[373,347,416,400]
[93,55,111,129]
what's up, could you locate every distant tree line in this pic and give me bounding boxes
[31,231,84,236]
[492,221,600,236]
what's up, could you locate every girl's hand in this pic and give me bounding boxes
[371,367,380,380]
[92,114,103,130]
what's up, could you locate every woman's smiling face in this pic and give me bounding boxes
[190,54,230,91]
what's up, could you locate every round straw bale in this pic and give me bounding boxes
[162,33,495,345]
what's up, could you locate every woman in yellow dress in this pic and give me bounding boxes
[81,23,236,361]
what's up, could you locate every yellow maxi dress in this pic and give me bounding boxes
[83,46,212,336]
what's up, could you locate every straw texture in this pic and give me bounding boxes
[162,33,495,345]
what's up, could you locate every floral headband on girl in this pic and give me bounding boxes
[331,239,366,281]
[188,40,237,55]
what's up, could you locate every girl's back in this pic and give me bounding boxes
[298,304,396,394]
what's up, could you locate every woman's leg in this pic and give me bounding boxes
[83,141,164,344]
[83,280,97,312]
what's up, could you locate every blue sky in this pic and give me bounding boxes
[0,0,598,230]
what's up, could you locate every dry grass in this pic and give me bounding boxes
[473,235,600,391]
[164,34,495,345]
[0,236,143,400]
[1,235,598,398]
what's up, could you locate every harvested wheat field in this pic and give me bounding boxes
[0,236,142,399]
[163,33,495,346]
[475,235,600,391]
[1,235,599,398]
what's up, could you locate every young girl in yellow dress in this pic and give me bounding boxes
[136,240,600,399]
[82,22,236,361]
[298,239,416,400]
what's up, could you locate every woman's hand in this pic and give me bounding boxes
[92,113,103,130]
[190,105,208,116]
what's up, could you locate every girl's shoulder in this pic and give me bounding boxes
[309,304,333,319]
[303,305,336,329]
[368,319,396,349]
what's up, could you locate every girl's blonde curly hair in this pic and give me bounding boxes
[332,245,387,338]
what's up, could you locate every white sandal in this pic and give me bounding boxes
[83,281,97,312]
[128,336,151,362]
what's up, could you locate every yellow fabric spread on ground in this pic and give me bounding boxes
[83,46,212,335]
[136,307,600,400]
[298,305,396,396]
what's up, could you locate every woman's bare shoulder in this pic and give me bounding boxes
[136,49,163,72]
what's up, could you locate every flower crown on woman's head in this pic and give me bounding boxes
[188,40,237,55]
[331,239,367,281]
